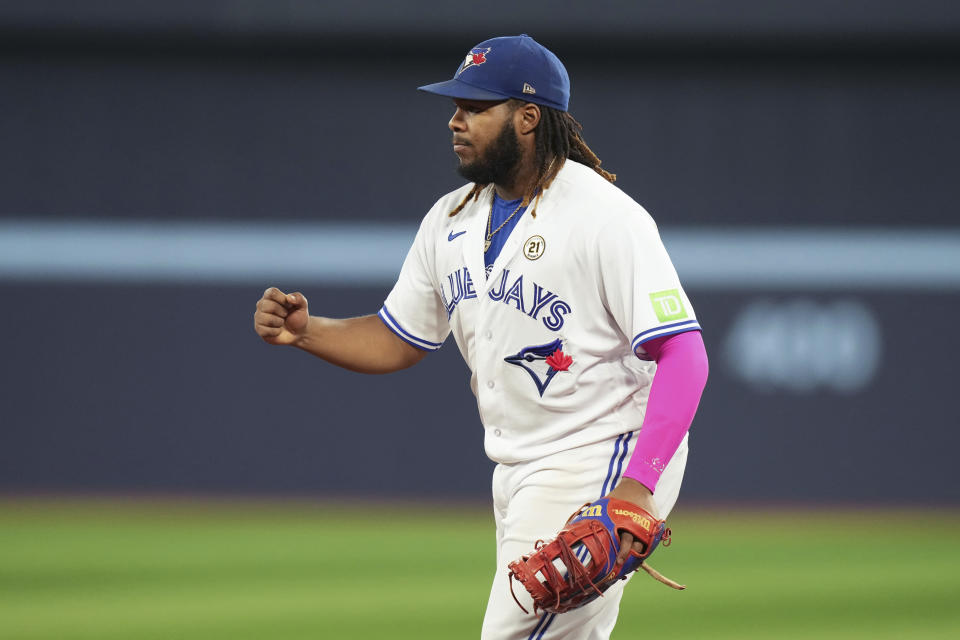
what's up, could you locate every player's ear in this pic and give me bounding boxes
[516,102,541,136]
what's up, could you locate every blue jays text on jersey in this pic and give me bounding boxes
[439,266,573,330]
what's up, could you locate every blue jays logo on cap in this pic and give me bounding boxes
[418,34,570,112]
[457,48,490,77]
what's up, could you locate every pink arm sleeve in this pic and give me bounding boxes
[622,330,709,493]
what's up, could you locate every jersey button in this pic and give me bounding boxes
[486,380,495,389]
[485,330,493,340]
[494,428,502,437]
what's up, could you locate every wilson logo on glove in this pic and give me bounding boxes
[579,504,602,518]
[610,509,653,530]
[506,497,685,615]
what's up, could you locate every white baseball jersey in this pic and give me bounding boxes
[379,160,700,464]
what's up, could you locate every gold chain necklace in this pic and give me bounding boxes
[484,196,526,253]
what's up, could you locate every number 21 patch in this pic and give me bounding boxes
[524,235,546,260]
[649,289,688,322]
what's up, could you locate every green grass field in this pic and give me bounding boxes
[2,499,958,639]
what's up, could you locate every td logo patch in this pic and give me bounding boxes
[649,289,688,322]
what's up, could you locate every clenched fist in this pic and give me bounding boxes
[253,287,310,346]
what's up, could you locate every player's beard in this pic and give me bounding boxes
[456,119,523,186]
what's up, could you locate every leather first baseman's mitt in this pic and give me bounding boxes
[507,497,685,614]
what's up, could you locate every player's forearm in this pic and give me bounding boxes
[294,314,426,374]
[622,330,709,492]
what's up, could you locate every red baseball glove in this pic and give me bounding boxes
[507,497,685,614]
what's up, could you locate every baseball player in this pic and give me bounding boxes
[253,35,708,640]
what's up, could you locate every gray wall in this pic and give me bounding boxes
[2,2,958,502]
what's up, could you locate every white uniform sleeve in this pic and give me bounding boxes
[378,215,450,352]
[595,208,701,361]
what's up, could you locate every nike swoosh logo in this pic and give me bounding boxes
[448,230,467,241]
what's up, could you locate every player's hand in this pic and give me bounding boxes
[254,287,310,346]
[608,477,660,567]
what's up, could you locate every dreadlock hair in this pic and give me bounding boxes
[448,100,615,217]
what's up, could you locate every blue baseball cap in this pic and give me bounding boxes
[418,34,570,112]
